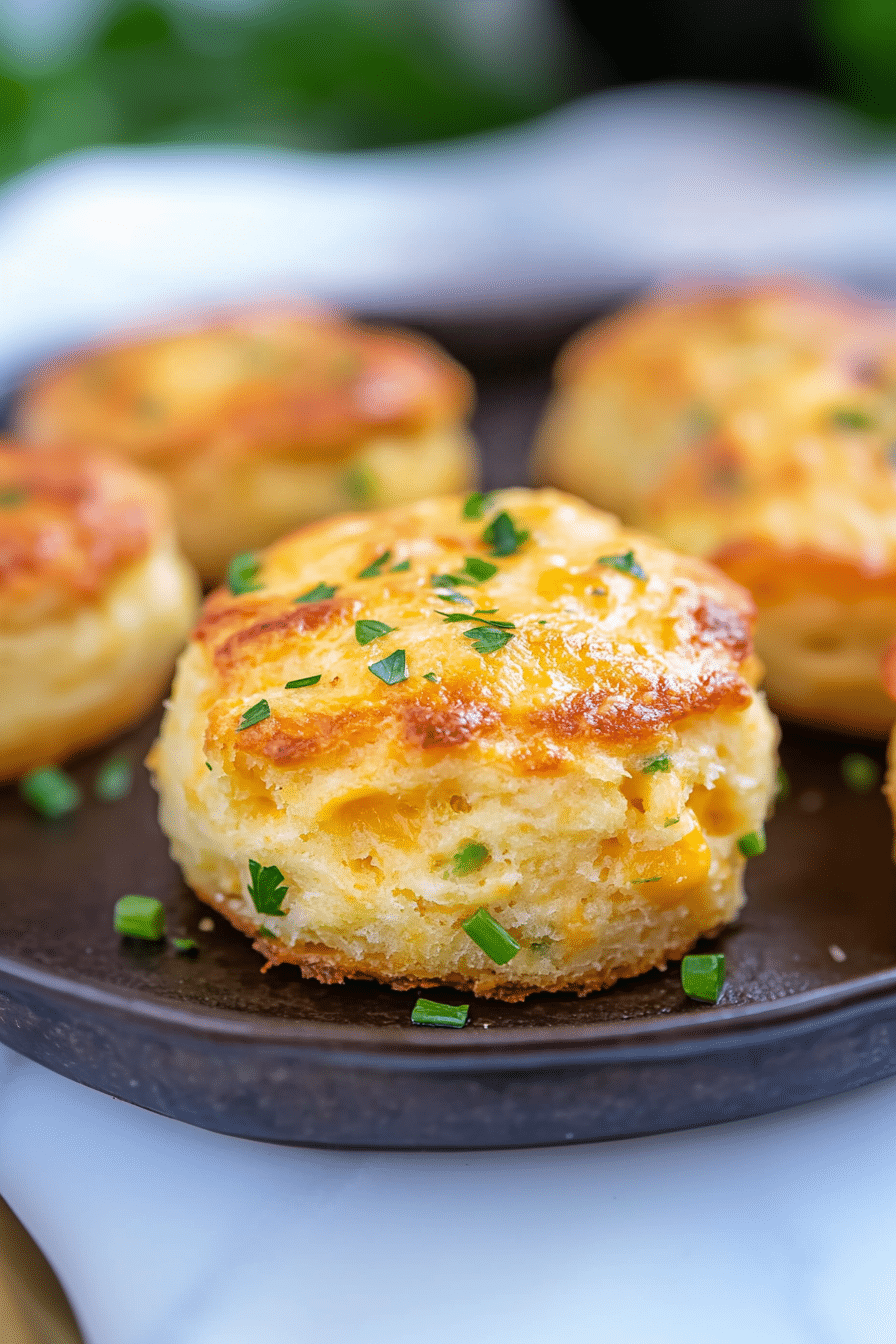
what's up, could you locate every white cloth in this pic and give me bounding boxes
[1,1043,895,1344]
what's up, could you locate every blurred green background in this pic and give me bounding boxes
[0,0,892,184]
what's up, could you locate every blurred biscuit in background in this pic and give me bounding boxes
[15,306,478,586]
[0,445,198,780]
[534,280,896,735]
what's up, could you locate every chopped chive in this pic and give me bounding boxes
[0,487,27,508]
[447,842,490,877]
[114,894,165,941]
[598,550,646,580]
[227,551,262,595]
[841,752,880,794]
[248,859,288,915]
[19,765,81,820]
[632,876,660,884]
[343,464,376,503]
[355,618,397,646]
[461,556,498,582]
[258,925,277,939]
[462,491,494,519]
[172,937,198,954]
[423,672,439,683]
[464,626,515,653]
[642,754,671,775]
[285,675,322,688]
[205,761,212,770]
[664,816,679,827]
[368,649,408,684]
[94,755,132,802]
[390,559,411,572]
[776,764,790,801]
[411,998,469,1028]
[295,582,337,603]
[357,550,392,579]
[832,407,874,430]
[737,828,766,858]
[462,908,520,964]
[238,699,270,731]
[482,510,529,557]
[681,952,725,1003]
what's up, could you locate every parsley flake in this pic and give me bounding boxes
[357,550,392,579]
[343,464,376,503]
[642,754,671,775]
[482,510,529,557]
[295,582,337,604]
[172,937,198,954]
[238,699,270,731]
[205,761,212,770]
[247,860,288,915]
[463,491,495,519]
[0,487,27,508]
[664,816,679,827]
[464,626,515,653]
[390,559,411,572]
[258,925,277,939]
[423,672,439,682]
[228,551,262,595]
[285,675,321,688]
[368,649,408,684]
[832,407,874,431]
[95,755,133,802]
[632,876,660,884]
[447,842,490,877]
[430,577,475,606]
[355,619,396,646]
[461,556,498,582]
[598,550,646,580]
[439,611,515,629]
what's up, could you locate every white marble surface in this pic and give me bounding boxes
[1,1042,894,1344]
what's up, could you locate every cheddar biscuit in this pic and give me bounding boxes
[16,306,477,585]
[149,488,776,999]
[534,281,896,735]
[0,445,198,780]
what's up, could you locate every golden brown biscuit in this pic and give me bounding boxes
[15,306,478,585]
[149,488,777,999]
[534,280,896,735]
[0,443,198,780]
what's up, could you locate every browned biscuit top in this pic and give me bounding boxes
[192,489,759,779]
[0,443,166,626]
[15,306,474,467]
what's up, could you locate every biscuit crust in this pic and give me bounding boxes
[150,489,777,998]
[534,280,896,734]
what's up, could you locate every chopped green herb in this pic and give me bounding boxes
[737,828,766,858]
[776,764,790,801]
[357,550,392,579]
[19,765,81,820]
[94,755,133,802]
[172,937,198,954]
[0,487,27,508]
[832,407,874,430]
[355,618,397,646]
[537,619,547,624]
[258,926,277,939]
[632,876,660,884]
[411,998,469,1028]
[841,752,881,794]
[681,952,725,1003]
[530,938,553,955]
[463,491,495,520]
[642,754,671,775]
[482,510,529,557]
[439,611,515,629]
[462,908,520,964]
[238,699,270,731]
[464,626,515,654]
[447,842,490,877]
[430,576,475,605]
[285,675,322,689]
[423,672,439,683]
[461,556,498,582]
[390,559,411,572]
[295,582,338,604]
[114,894,165,941]
[343,464,376,504]
[368,649,408,685]
[664,816,679,828]
[227,551,262,595]
[247,860,288,915]
[205,761,212,771]
[598,550,646,581]
[432,570,475,589]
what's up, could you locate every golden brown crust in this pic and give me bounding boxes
[0,442,167,626]
[15,305,474,468]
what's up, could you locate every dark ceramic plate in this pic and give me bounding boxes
[2,326,896,1150]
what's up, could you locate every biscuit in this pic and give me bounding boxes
[149,488,777,999]
[16,306,478,584]
[534,280,896,735]
[0,444,198,780]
